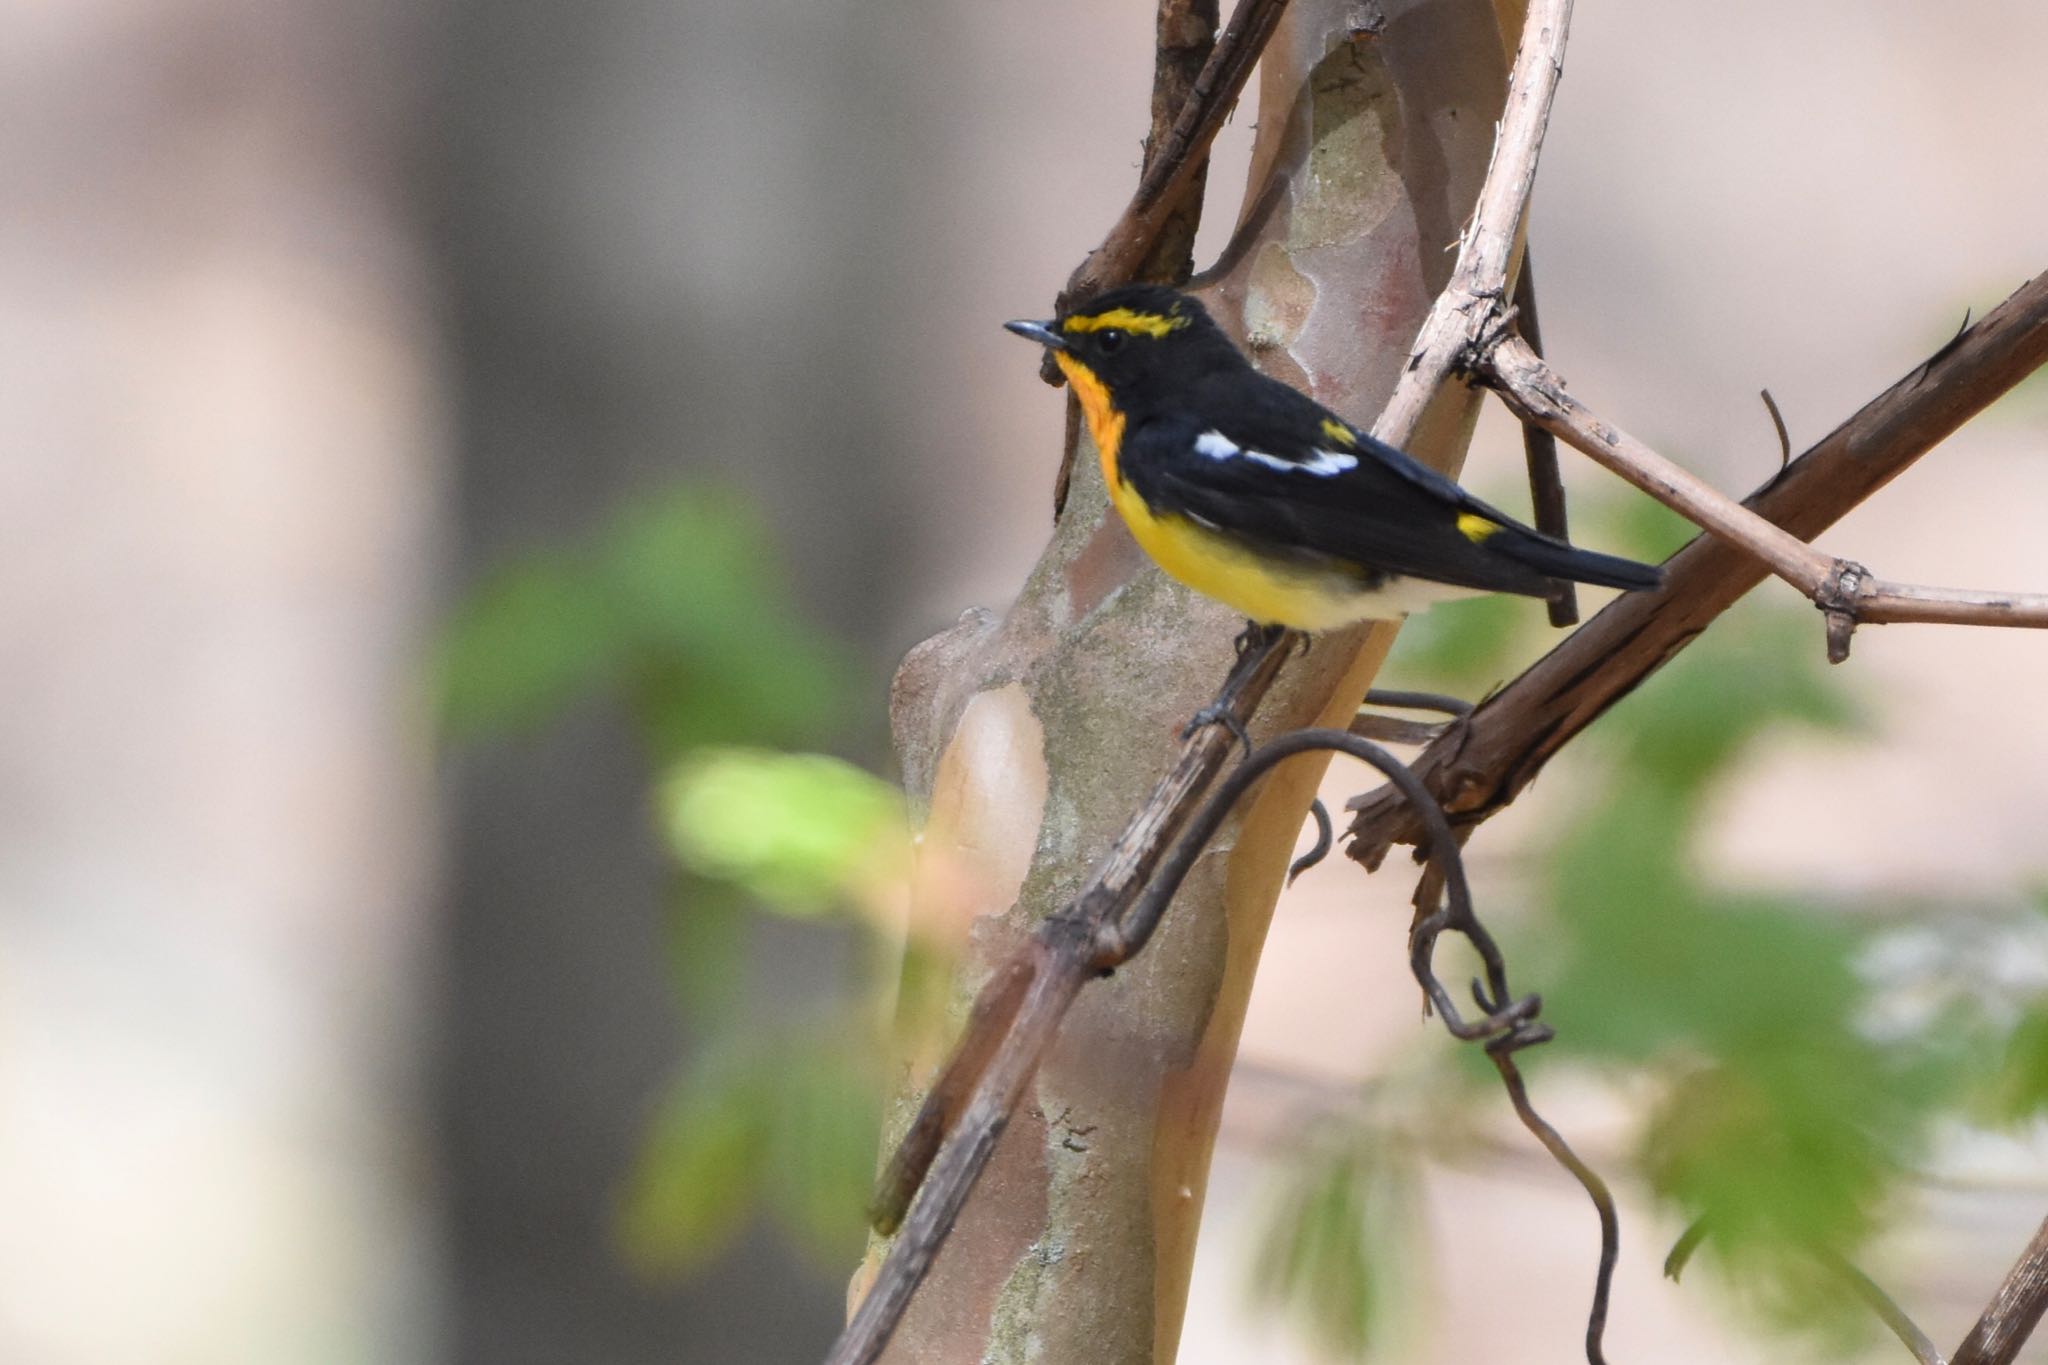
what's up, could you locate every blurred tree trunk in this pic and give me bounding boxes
[871,1,1526,1358]
[425,0,931,1358]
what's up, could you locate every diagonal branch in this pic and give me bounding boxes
[1480,331,2048,662]
[1060,0,1293,310]
[1372,0,1573,445]
[1136,0,1223,286]
[1050,0,1293,508]
[834,633,1289,1365]
[1953,1212,2048,1365]
[1347,268,2048,862]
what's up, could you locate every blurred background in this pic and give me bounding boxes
[4,0,2046,1361]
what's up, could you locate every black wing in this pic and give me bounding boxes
[1118,399,1548,596]
[1119,370,1660,596]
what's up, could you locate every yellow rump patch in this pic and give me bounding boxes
[1062,307,1188,339]
[1319,418,1357,447]
[1457,513,1500,543]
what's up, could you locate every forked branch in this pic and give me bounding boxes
[1372,0,1574,445]
[1477,323,2048,661]
[1348,269,2048,863]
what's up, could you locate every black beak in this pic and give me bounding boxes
[1004,318,1067,351]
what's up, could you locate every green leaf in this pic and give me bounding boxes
[1603,598,1865,798]
[435,555,624,737]
[762,1040,883,1270]
[1986,1004,2048,1124]
[665,883,750,1022]
[660,748,905,917]
[435,484,852,753]
[617,1053,771,1277]
[1608,486,1702,564]
[1251,1122,1419,1359]
[619,1030,881,1282]
[1384,590,1531,693]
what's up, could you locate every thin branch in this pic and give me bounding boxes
[1348,689,1469,746]
[1051,0,1230,514]
[1347,269,2048,862]
[1137,0,1223,285]
[1287,797,1334,882]
[1819,1250,1947,1365]
[1832,572,2048,630]
[1761,387,1792,468]
[1363,687,1474,717]
[1490,1048,1618,1365]
[1371,0,1573,446]
[1512,252,1581,627]
[1482,332,2048,661]
[1953,1212,2048,1365]
[1349,712,1449,746]
[832,629,1291,1365]
[1061,0,1293,309]
[1484,332,1833,590]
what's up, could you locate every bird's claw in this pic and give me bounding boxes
[1231,620,1286,660]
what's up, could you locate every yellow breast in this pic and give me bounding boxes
[1052,353,1478,628]
[1055,354,1385,628]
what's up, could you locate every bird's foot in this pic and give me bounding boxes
[1232,620,1287,660]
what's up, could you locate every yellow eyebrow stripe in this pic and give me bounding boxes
[1457,513,1501,543]
[1062,307,1188,338]
[1319,418,1356,447]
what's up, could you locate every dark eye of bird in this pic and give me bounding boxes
[1095,329,1126,354]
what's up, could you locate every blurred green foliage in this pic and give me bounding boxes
[437,487,848,757]
[1252,1119,1422,1360]
[1253,495,2048,1357]
[618,1028,884,1278]
[444,484,2048,1355]
[663,748,904,916]
[439,484,901,1278]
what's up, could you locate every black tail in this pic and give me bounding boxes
[1494,527,1663,593]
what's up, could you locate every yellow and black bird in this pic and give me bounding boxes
[1006,284,1661,630]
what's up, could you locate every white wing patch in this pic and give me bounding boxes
[1193,429,1358,476]
[1293,448,1361,475]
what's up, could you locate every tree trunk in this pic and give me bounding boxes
[870,1,1526,1357]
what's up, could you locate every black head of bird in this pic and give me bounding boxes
[1004,283,1246,412]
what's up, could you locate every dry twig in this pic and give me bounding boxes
[1479,332,2048,661]
[1370,0,1573,446]
[1348,269,2048,862]
[1050,0,1230,513]
[1511,253,1581,627]
[1060,0,1292,310]
[1953,1213,2048,1365]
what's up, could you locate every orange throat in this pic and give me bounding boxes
[1055,354,1127,491]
